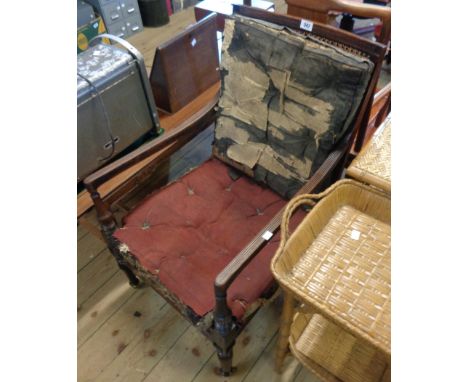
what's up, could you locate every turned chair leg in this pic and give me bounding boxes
[275,290,295,373]
[107,237,141,288]
[213,288,237,376]
[216,344,235,376]
[117,261,140,288]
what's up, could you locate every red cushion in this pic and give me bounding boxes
[114,158,305,319]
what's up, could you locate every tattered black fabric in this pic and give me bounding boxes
[214,16,374,198]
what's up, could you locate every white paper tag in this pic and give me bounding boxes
[350,230,361,240]
[300,19,313,32]
[262,231,273,241]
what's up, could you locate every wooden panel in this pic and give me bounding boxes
[150,13,220,113]
[127,9,197,66]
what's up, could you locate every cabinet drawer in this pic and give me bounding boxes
[120,0,140,17]
[102,2,124,25]
[107,20,128,38]
[124,14,143,36]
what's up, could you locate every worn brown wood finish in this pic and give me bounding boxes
[285,0,391,44]
[355,82,391,152]
[83,9,386,376]
[368,82,391,136]
[150,13,220,113]
[350,82,390,155]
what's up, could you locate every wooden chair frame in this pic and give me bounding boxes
[83,6,386,376]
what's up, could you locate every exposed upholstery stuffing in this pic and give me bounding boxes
[214,17,374,198]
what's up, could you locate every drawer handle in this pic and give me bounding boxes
[132,25,140,31]
[127,7,135,13]
[111,14,120,20]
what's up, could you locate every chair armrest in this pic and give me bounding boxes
[83,97,217,192]
[214,142,348,295]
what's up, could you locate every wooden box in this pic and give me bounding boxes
[149,13,220,114]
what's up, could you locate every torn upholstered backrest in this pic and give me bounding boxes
[213,16,374,198]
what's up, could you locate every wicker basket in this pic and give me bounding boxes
[347,116,391,193]
[271,179,391,382]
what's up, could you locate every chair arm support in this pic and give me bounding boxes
[213,144,348,297]
[83,98,218,192]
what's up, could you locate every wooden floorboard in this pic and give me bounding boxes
[78,288,168,381]
[142,324,215,382]
[77,248,119,306]
[244,334,302,382]
[78,224,89,240]
[294,366,320,382]
[78,271,137,348]
[95,304,190,382]
[77,230,107,271]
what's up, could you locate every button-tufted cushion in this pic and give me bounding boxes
[114,158,305,319]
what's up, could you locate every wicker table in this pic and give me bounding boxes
[347,115,391,193]
[271,180,391,382]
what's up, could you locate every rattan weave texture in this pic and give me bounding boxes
[290,205,391,351]
[347,116,391,193]
[272,180,391,362]
[290,312,388,382]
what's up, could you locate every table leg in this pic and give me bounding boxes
[275,290,295,373]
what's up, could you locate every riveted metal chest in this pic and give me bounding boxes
[77,36,159,182]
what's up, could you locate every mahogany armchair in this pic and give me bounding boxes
[84,6,386,376]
